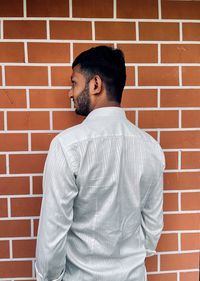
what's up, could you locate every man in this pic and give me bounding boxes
[35,46,165,281]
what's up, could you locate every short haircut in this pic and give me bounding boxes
[72,45,126,104]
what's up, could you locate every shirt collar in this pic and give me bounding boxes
[82,106,127,123]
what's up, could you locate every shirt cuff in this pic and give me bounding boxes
[35,261,65,281]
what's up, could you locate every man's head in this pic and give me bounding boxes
[69,45,126,116]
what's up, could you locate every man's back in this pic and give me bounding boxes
[35,107,165,281]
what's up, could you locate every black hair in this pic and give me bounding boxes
[72,45,126,104]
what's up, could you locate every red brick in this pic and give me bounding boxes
[11,197,42,217]
[162,44,200,63]
[33,176,43,194]
[180,272,199,281]
[164,193,178,211]
[27,0,69,17]
[160,253,199,270]
[181,192,200,211]
[126,67,135,86]
[118,44,157,63]
[0,0,23,16]
[0,66,2,86]
[28,43,70,63]
[73,43,114,60]
[138,110,179,128]
[160,131,200,149]
[121,89,157,108]
[5,66,48,86]
[181,233,200,251]
[0,111,4,130]
[4,21,46,39]
[183,23,200,41]
[34,219,39,236]
[0,177,29,195]
[73,0,113,18]
[9,154,46,174]
[117,0,158,19]
[0,261,32,278]
[0,198,8,217]
[0,89,26,108]
[164,214,200,231]
[162,0,200,20]
[7,111,50,130]
[164,151,178,170]
[164,172,200,190]
[138,66,179,86]
[50,21,92,40]
[0,241,9,258]
[182,110,200,128]
[13,239,36,258]
[30,89,70,108]
[95,22,136,41]
[183,67,200,86]
[0,220,31,237]
[160,89,200,108]
[0,42,24,62]
[0,155,6,174]
[51,66,72,86]
[147,131,158,141]
[145,255,157,272]
[147,273,177,281]
[0,133,28,151]
[139,22,179,41]
[156,233,178,252]
[53,111,84,130]
[182,151,200,169]
[31,133,57,151]
[125,111,136,124]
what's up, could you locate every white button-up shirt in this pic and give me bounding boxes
[35,106,165,281]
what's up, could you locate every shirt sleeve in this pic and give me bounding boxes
[35,137,78,281]
[141,170,164,257]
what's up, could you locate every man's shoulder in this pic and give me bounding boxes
[133,125,166,170]
[132,123,158,146]
[52,122,87,148]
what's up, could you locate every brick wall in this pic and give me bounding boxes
[0,0,199,280]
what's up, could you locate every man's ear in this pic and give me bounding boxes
[90,75,102,95]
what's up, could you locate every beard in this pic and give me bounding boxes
[74,81,91,117]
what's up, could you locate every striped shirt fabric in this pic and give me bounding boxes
[35,106,165,281]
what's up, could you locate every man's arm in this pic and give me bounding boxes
[141,171,164,257]
[35,137,78,281]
